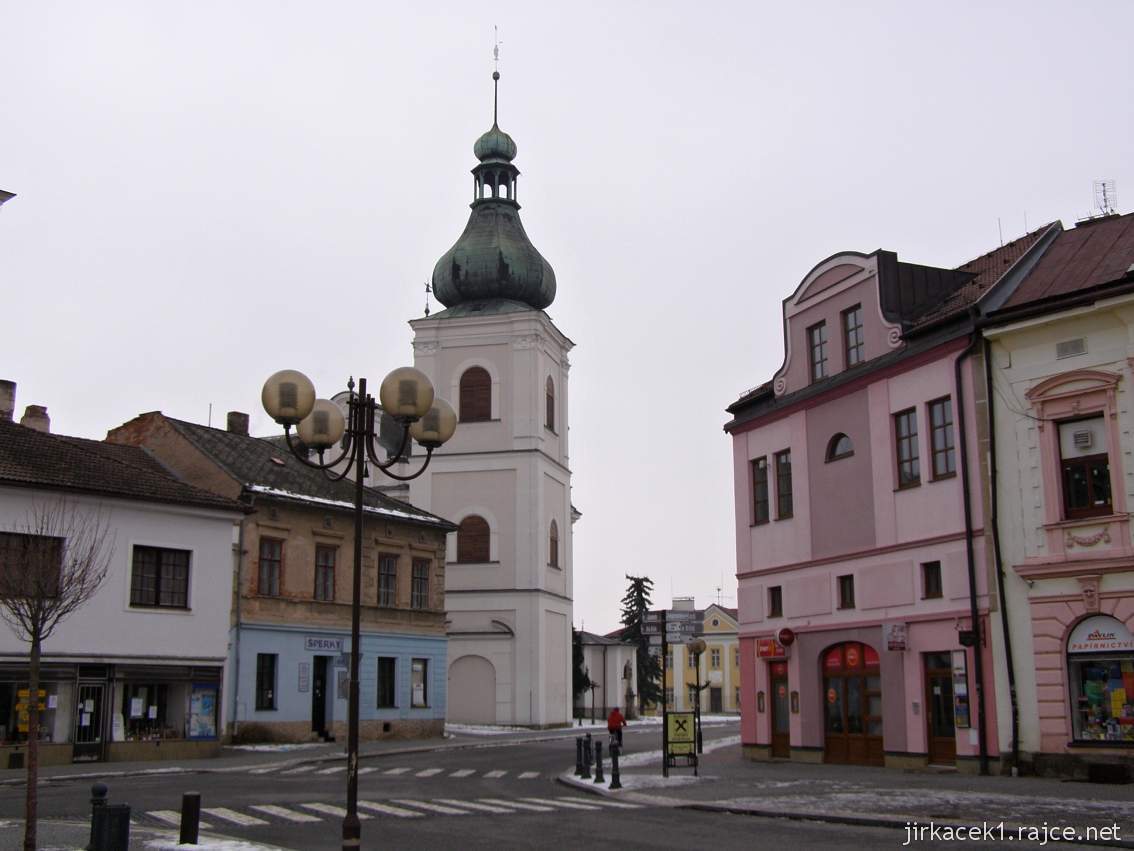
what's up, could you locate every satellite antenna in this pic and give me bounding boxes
[1094,180,1117,216]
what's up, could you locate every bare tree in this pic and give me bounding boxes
[0,499,113,851]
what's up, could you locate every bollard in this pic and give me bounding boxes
[574,737,584,777]
[179,791,201,845]
[581,733,592,779]
[593,740,604,784]
[609,743,622,790]
[87,782,108,851]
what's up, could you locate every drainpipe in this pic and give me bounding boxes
[231,511,248,736]
[955,320,990,775]
[603,644,608,716]
[983,337,1020,774]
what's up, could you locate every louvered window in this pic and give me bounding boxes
[459,367,492,422]
[457,516,490,563]
[546,376,556,432]
[549,519,559,568]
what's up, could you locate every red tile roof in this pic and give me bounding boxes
[1001,213,1134,309]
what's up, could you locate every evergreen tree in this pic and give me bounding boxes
[572,627,592,703]
[620,574,663,713]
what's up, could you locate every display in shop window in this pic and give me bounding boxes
[951,650,970,729]
[1067,615,1134,742]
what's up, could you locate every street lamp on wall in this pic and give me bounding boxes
[262,367,456,851]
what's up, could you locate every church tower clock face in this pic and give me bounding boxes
[408,69,575,727]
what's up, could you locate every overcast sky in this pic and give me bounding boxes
[2,2,1132,634]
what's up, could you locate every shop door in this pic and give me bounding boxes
[312,657,328,738]
[770,663,790,758]
[73,684,104,762]
[924,653,956,766]
[822,643,883,766]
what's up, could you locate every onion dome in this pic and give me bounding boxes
[430,71,556,311]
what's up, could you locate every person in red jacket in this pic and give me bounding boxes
[607,706,626,748]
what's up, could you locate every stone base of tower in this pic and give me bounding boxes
[445,593,572,728]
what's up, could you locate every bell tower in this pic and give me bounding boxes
[409,70,574,727]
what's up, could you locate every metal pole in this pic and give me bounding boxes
[179,791,200,846]
[342,378,365,850]
[661,610,668,778]
[695,651,703,754]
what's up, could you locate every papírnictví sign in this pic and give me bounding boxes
[1067,615,1134,653]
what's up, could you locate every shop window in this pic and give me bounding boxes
[1067,615,1134,743]
[411,658,429,707]
[1059,417,1112,519]
[751,457,769,524]
[922,561,943,599]
[121,682,169,740]
[377,657,397,709]
[258,538,282,597]
[378,554,398,607]
[457,515,490,563]
[411,559,430,610]
[768,585,783,618]
[0,681,65,744]
[255,653,277,711]
[314,545,335,602]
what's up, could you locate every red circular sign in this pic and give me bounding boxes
[777,684,786,698]
[845,645,860,667]
[777,628,795,646]
[826,687,837,705]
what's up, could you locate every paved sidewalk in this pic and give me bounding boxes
[560,740,1134,848]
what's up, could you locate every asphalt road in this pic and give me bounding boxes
[0,725,1044,850]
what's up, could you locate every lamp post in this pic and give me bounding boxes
[686,638,707,755]
[261,367,456,851]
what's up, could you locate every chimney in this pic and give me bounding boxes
[20,405,50,433]
[0,380,14,422]
[227,411,250,436]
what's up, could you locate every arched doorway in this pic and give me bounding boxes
[822,642,883,765]
[447,655,496,724]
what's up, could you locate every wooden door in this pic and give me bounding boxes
[924,653,956,765]
[822,643,883,766]
[770,663,790,758]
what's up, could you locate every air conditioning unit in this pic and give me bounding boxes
[1056,338,1087,359]
[1073,430,1093,450]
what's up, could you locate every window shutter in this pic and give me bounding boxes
[457,515,490,562]
[459,367,492,422]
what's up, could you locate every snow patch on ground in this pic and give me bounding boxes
[444,723,530,736]
[146,837,288,851]
[226,743,327,753]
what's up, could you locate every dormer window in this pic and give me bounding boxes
[826,433,854,461]
[843,305,864,367]
[808,322,828,382]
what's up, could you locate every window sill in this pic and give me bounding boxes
[1066,740,1134,749]
[449,560,501,567]
[1043,513,1127,531]
[775,515,794,522]
[826,452,854,463]
[547,563,562,570]
[128,604,191,613]
[895,482,921,492]
[930,472,957,482]
[545,427,558,436]
[837,605,856,611]
[458,418,502,425]
[921,594,943,601]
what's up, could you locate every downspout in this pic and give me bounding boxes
[983,337,1020,773]
[954,318,990,775]
[603,645,608,716]
[231,509,247,736]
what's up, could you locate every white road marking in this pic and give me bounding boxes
[415,768,444,777]
[280,765,316,775]
[317,765,346,775]
[561,796,642,809]
[392,798,471,815]
[300,802,372,820]
[248,765,282,774]
[480,798,553,812]
[383,767,411,775]
[483,769,507,778]
[358,767,377,775]
[517,771,539,779]
[435,798,514,814]
[356,800,423,818]
[249,804,322,823]
[449,768,476,778]
[202,807,269,826]
[521,797,601,811]
[147,810,213,829]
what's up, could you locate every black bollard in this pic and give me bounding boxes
[581,733,592,779]
[180,791,201,845]
[87,782,108,851]
[593,740,604,784]
[574,737,584,776]
[609,743,622,789]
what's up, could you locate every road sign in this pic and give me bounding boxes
[665,610,696,621]
[667,711,696,756]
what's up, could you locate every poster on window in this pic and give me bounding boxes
[952,649,971,729]
[188,683,218,740]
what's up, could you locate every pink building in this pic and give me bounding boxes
[725,232,1051,771]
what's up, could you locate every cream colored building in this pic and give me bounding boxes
[657,601,741,715]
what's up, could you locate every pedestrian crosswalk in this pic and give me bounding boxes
[144,794,641,831]
[250,763,546,781]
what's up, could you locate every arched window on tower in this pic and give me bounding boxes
[545,376,555,432]
[460,367,491,422]
[457,515,490,563]
[549,519,559,568]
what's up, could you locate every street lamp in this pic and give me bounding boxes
[261,367,456,851]
[685,637,707,755]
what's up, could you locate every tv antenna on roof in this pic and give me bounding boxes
[1094,180,1118,216]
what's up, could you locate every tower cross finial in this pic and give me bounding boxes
[492,25,502,125]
